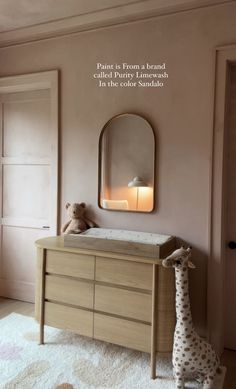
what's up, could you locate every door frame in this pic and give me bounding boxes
[208,44,236,353]
[0,70,59,299]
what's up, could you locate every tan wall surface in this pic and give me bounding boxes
[1,2,236,334]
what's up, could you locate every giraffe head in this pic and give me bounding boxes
[162,247,195,269]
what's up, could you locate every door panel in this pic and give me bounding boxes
[1,226,49,283]
[225,65,236,349]
[3,164,50,221]
[3,91,51,158]
[0,72,58,302]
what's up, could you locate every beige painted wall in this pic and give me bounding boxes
[1,2,236,334]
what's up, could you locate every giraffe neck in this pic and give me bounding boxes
[175,266,193,331]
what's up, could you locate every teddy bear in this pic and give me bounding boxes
[61,202,96,235]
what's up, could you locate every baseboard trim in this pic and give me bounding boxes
[0,279,35,303]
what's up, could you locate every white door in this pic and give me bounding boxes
[225,64,236,349]
[0,71,58,303]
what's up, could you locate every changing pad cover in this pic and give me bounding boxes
[80,228,172,246]
[64,228,175,258]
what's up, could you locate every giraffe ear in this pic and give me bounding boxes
[188,260,196,269]
[162,259,173,268]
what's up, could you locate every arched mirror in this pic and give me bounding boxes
[98,113,155,212]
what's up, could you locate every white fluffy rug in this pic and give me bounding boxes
[0,313,200,389]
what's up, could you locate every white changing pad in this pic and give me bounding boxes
[64,228,175,259]
[81,228,172,245]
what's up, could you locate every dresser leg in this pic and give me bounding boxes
[39,249,46,345]
[151,264,158,379]
[39,321,44,345]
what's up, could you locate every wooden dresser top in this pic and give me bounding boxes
[36,232,176,265]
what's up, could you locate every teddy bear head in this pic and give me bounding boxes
[66,202,86,219]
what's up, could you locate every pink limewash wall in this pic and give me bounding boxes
[1,2,236,334]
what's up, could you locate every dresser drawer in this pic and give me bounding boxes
[45,301,93,337]
[95,285,151,322]
[46,250,95,279]
[94,313,151,353]
[45,275,94,309]
[95,257,152,290]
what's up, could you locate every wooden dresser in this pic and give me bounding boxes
[35,232,176,379]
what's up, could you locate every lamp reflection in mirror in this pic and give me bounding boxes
[128,176,148,210]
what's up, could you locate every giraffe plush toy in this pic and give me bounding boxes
[162,247,225,389]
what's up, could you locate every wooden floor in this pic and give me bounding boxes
[0,296,34,319]
[0,297,235,388]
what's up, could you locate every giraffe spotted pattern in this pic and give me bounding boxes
[163,247,220,389]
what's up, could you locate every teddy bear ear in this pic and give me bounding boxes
[65,202,70,209]
[80,202,86,208]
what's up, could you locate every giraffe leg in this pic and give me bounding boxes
[203,374,215,389]
[174,373,185,389]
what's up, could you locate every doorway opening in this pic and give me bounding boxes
[209,46,236,353]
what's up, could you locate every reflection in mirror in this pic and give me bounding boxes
[98,113,155,212]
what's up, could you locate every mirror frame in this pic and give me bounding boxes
[98,112,156,213]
